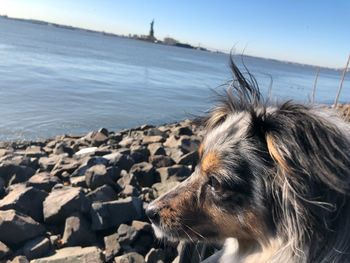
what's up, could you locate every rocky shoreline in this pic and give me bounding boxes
[0,118,211,263]
[0,104,349,263]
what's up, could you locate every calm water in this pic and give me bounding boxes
[0,17,349,141]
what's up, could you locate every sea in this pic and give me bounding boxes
[0,16,349,141]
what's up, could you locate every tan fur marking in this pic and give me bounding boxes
[201,151,220,174]
[266,135,290,172]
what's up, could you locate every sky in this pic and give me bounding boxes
[1,0,349,68]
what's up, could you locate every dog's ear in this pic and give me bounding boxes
[263,103,350,193]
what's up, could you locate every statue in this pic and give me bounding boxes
[149,19,155,41]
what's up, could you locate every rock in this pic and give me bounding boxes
[38,155,61,171]
[22,236,51,260]
[53,142,74,157]
[103,152,135,171]
[27,172,61,192]
[118,137,134,148]
[0,241,11,260]
[51,158,80,178]
[0,177,5,198]
[61,214,96,247]
[70,176,87,188]
[75,147,98,156]
[129,162,156,187]
[165,148,185,164]
[43,186,90,224]
[114,252,145,263]
[130,146,149,164]
[173,126,193,136]
[85,164,119,190]
[152,182,180,197]
[117,224,138,247]
[157,165,191,183]
[30,246,104,263]
[117,171,139,189]
[104,233,121,262]
[71,156,108,177]
[142,136,165,145]
[90,197,143,230]
[177,151,198,166]
[10,256,29,263]
[0,184,48,222]
[129,221,154,255]
[145,248,166,263]
[25,146,46,158]
[146,128,164,137]
[119,185,140,198]
[149,155,175,168]
[164,136,199,153]
[0,210,45,245]
[0,163,35,186]
[147,143,166,156]
[86,185,117,203]
[84,128,109,146]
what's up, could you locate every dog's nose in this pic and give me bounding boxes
[146,204,160,224]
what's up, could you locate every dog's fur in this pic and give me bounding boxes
[146,59,350,263]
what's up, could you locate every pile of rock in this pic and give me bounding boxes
[0,120,205,263]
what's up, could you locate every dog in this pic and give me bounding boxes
[146,59,350,263]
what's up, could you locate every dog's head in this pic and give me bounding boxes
[146,60,350,259]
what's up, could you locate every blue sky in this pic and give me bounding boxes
[1,0,349,68]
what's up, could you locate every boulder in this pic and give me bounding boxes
[90,197,143,230]
[70,176,87,188]
[10,255,29,263]
[114,252,145,263]
[0,184,48,222]
[43,186,90,224]
[0,163,35,186]
[51,158,80,177]
[21,236,51,260]
[103,152,134,171]
[117,224,138,247]
[152,182,180,197]
[157,165,191,183]
[0,210,45,245]
[84,128,109,146]
[30,246,104,263]
[104,233,121,262]
[53,142,74,157]
[85,164,119,190]
[86,185,117,203]
[177,151,198,166]
[0,240,11,260]
[173,126,193,136]
[38,155,62,171]
[142,136,165,145]
[145,248,166,263]
[27,172,61,192]
[61,214,96,247]
[74,147,98,156]
[25,146,46,158]
[129,162,156,187]
[149,155,175,168]
[145,128,164,137]
[147,143,166,156]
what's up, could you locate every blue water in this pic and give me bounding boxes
[0,17,349,141]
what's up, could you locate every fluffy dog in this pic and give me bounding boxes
[146,60,350,263]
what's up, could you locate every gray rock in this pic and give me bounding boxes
[0,163,35,186]
[152,182,180,197]
[25,146,46,158]
[145,248,166,263]
[117,171,139,189]
[22,236,51,260]
[0,177,5,197]
[51,158,80,177]
[10,255,29,263]
[0,210,45,245]
[173,126,193,136]
[0,240,11,260]
[27,172,61,192]
[117,224,138,247]
[119,185,140,198]
[103,152,135,171]
[118,137,134,148]
[74,147,98,156]
[147,143,166,156]
[146,128,164,137]
[114,252,145,263]
[71,156,108,177]
[43,186,90,224]
[0,184,48,222]
[61,214,96,247]
[104,233,121,262]
[149,155,175,168]
[130,162,156,187]
[157,165,191,183]
[70,176,87,188]
[142,136,165,145]
[30,246,104,263]
[90,197,143,230]
[84,128,109,146]
[53,142,74,157]
[177,151,198,166]
[85,164,119,190]
[86,185,117,203]
[38,155,62,171]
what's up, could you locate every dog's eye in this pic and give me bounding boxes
[208,176,221,192]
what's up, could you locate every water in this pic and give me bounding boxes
[0,16,349,141]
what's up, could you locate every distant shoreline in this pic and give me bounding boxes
[0,15,340,70]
